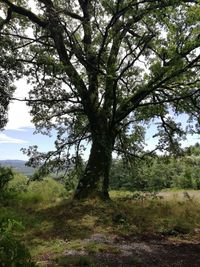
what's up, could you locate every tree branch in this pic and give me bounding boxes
[10,96,79,104]
[1,0,47,27]
[0,7,12,30]
[115,51,200,124]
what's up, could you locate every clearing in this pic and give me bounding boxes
[2,190,200,266]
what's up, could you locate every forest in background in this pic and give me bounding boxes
[1,143,200,193]
[53,142,200,193]
[110,142,200,191]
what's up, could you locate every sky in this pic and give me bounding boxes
[0,79,199,161]
[0,80,56,160]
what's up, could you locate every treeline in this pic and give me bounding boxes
[40,143,200,192]
[1,144,200,196]
[110,143,200,191]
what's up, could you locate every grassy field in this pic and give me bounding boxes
[1,175,200,266]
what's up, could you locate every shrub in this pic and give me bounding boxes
[0,218,36,266]
[18,177,67,205]
[7,172,28,193]
[0,167,14,194]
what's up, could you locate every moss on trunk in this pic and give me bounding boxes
[74,134,113,200]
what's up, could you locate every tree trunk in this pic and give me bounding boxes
[74,132,113,200]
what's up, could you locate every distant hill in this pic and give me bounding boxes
[0,160,35,177]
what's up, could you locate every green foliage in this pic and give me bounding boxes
[0,166,14,195]
[1,172,68,206]
[185,143,200,156]
[110,145,200,191]
[18,177,68,204]
[7,172,28,193]
[64,159,85,191]
[0,218,36,267]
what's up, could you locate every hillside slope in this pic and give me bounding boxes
[0,160,35,176]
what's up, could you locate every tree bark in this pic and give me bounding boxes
[74,130,114,200]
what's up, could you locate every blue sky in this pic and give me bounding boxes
[0,80,199,161]
[0,80,55,160]
[0,128,55,160]
[1,122,198,161]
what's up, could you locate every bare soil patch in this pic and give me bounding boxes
[97,236,200,267]
[37,234,200,266]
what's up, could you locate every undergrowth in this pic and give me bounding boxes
[1,173,200,265]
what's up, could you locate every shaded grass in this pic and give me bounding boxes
[2,189,200,264]
[57,255,104,267]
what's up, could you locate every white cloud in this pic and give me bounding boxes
[0,133,27,144]
[181,134,200,148]
[5,79,34,130]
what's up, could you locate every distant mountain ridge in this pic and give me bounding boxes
[0,160,35,176]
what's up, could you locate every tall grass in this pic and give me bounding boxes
[18,178,68,205]
[110,190,200,236]
[7,174,67,206]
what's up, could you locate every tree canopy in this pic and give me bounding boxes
[0,0,199,199]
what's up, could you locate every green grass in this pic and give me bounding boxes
[2,176,200,265]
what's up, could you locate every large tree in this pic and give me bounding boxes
[0,0,199,199]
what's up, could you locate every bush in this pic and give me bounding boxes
[18,177,67,204]
[0,167,14,194]
[7,172,28,193]
[0,218,36,266]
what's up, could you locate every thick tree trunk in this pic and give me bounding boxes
[74,132,113,200]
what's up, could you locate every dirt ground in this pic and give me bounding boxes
[38,234,200,266]
[93,236,200,267]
